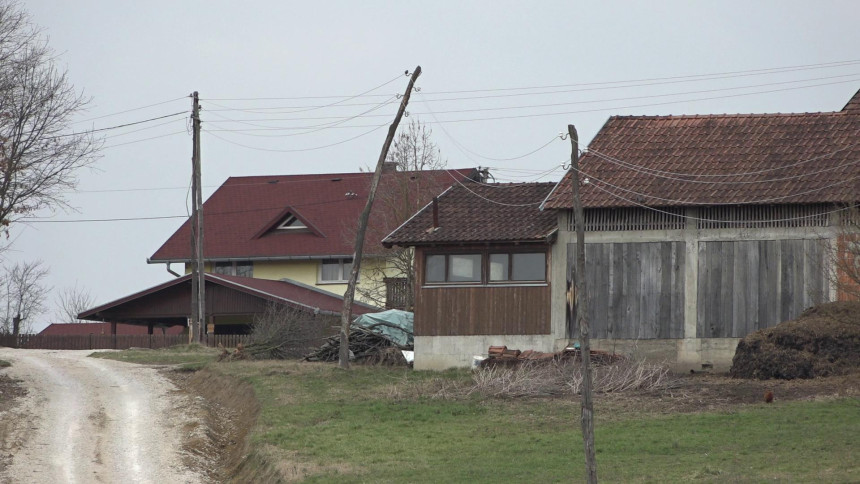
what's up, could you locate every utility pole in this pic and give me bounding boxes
[568,124,597,483]
[189,91,204,343]
[338,67,422,369]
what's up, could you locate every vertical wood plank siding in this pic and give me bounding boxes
[697,239,828,337]
[569,242,686,339]
[413,247,551,336]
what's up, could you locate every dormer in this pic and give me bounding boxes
[254,206,325,239]
[276,213,308,231]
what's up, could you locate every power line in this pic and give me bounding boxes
[575,167,860,206]
[583,177,859,224]
[203,123,387,152]
[102,131,187,150]
[48,111,189,139]
[72,96,188,124]
[200,72,406,102]
[586,144,859,179]
[586,150,860,185]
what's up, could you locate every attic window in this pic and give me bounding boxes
[277,214,307,230]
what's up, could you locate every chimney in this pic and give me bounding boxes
[432,197,439,229]
[382,162,398,174]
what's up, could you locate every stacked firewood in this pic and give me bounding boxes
[304,325,411,364]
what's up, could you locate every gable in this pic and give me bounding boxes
[253,206,324,239]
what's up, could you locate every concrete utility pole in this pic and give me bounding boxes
[568,124,597,483]
[338,67,422,369]
[189,91,204,343]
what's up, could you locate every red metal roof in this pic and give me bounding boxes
[78,273,377,320]
[383,182,558,246]
[39,323,185,335]
[150,169,477,262]
[543,89,860,209]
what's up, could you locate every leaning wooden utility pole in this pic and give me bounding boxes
[189,91,205,343]
[338,67,422,369]
[568,124,597,483]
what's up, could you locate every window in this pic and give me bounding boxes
[213,261,253,277]
[320,258,353,283]
[425,251,547,285]
[276,213,307,230]
[449,254,481,282]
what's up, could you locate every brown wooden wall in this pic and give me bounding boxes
[413,246,551,336]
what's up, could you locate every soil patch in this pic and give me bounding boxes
[0,373,27,473]
[165,368,261,483]
[730,301,860,380]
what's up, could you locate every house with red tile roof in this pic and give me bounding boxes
[388,90,859,370]
[80,166,479,335]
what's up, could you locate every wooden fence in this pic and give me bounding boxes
[0,333,250,350]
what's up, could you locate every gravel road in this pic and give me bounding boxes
[0,349,206,484]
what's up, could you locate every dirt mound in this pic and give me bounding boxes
[730,301,860,380]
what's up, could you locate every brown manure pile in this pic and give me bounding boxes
[730,301,860,380]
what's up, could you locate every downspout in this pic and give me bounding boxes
[165,262,181,278]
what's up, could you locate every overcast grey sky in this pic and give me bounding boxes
[14,0,860,331]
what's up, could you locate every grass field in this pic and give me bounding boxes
[97,347,860,483]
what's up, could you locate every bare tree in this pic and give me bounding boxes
[353,117,448,309]
[0,1,99,238]
[56,282,96,323]
[0,260,48,335]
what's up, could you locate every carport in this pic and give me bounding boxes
[78,273,378,335]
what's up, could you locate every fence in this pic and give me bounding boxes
[0,333,250,351]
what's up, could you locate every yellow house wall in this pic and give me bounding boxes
[182,258,396,308]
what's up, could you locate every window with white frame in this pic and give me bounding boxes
[213,261,253,277]
[276,213,307,230]
[319,258,353,283]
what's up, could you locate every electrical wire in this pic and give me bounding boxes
[72,96,188,124]
[102,131,187,150]
[583,176,859,224]
[47,111,189,139]
[202,123,387,152]
[201,73,406,102]
[585,150,860,185]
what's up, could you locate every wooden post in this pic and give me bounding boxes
[11,314,20,349]
[338,67,422,369]
[568,124,597,483]
[189,91,204,343]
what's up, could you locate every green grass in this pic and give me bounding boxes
[211,361,860,483]
[89,344,218,366]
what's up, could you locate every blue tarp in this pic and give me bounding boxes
[353,309,414,347]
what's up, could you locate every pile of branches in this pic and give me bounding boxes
[221,303,336,361]
[304,325,411,365]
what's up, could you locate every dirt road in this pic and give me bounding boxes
[0,349,206,483]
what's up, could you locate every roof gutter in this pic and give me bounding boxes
[147,254,356,265]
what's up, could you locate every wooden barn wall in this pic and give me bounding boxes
[413,247,551,336]
[415,285,551,336]
[697,239,828,338]
[568,242,686,339]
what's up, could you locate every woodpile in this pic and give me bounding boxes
[481,345,623,368]
[304,325,412,365]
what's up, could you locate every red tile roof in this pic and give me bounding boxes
[543,89,860,209]
[78,273,377,320]
[383,182,558,246]
[150,169,477,262]
[39,323,185,335]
